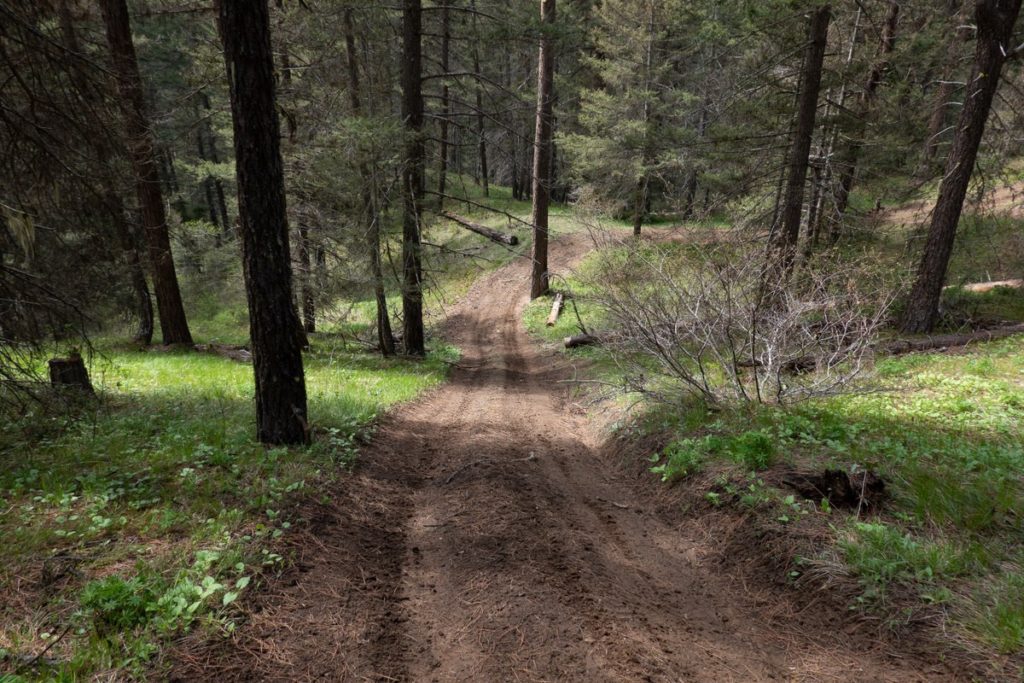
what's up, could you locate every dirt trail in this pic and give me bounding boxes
[176,236,963,682]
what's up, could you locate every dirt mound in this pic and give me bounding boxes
[170,234,974,682]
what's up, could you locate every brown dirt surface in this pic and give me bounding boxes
[171,235,970,682]
[885,181,1024,226]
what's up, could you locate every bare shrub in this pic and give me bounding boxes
[580,229,897,405]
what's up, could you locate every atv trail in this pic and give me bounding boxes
[178,236,961,682]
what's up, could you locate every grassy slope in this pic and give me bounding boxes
[522,195,1024,667]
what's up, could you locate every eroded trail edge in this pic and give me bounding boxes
[176,238,961,682]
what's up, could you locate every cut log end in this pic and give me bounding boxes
[564,333,598,349]
[48,355,94,395]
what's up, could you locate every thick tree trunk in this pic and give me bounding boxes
[220,0,309,445]
[900,0,1022,334]
[437,2,451,211]
[530,0,556,300]
[829,1,900,235]
[770,5,830,277]
[345,9,395,356]
[100,0,192,345]
[401,0,426,355]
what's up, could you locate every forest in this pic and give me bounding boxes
[1,0,1023,680]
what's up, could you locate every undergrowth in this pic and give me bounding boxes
[0,334,455,680]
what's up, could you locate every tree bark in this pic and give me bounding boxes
[470,0,489,196]
[436,1,451,211]
[345,8,395,356]
[530,0,556,299]
[198,91,232,237]
[401,0,426,355]
[900,0,1022,334]
[110,196,155,345]
[829,0,900,236]
[219,0,309,445]
[770,4,830,277]
[916,0,964,178]
[49,354,94,395]
[100,0,193,345]
[297,224,316,333]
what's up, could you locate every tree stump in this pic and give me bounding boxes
[48,354,94,395]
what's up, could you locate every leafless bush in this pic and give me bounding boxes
[581,230,897,405]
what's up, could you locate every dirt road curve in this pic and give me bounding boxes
[176,237,961,682]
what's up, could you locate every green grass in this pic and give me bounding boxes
[635,334,1024,656]
[0,334,454,680]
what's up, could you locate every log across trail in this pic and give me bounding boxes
[174,234,964,682]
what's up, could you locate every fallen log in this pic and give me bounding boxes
[546,292,564,327]
[945,279,1023,294]
[441,211,518,246]
[564,333,599,349]
[772,323,1024,374]
[880,323,1024,355]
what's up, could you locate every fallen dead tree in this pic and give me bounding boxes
[564,333,598,349]
[880,323,1024,355]
[441,212,518,246]
[945,279,1023,294]
[546,293,564,326]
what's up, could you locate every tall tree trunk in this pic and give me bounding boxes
[530,0,556,299]
[195,97,222,236]
[100,0,193,345]
[277,42,312,348]
[900,0,1022,334]
[816,7,861,244]
[916,0,964,178]
[829,0,900,236]
[470,0,489,196]
[770,4,830,277]
[632,176,648,237]
[199,91,232,237]
[401,0,426,354]
[297,224,316,333]
[219,0,309,445]
[436,1,451,211]
[110,196,155,345]
[681,103,708,220]
[345,8,395,356]
[59,0,153,345]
